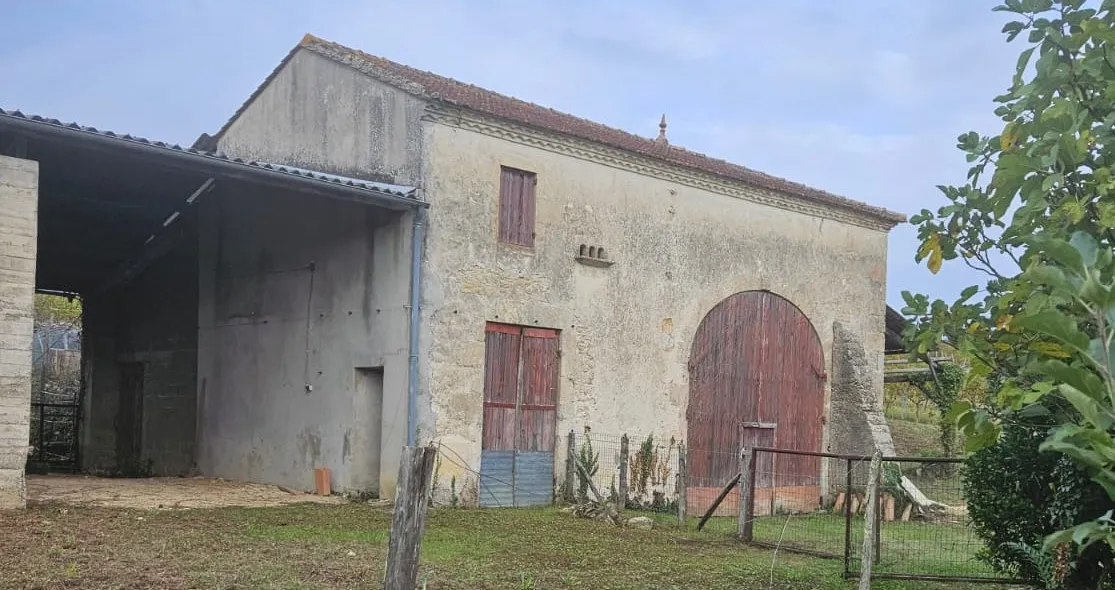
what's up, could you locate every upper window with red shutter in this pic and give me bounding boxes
[498,166,536,247]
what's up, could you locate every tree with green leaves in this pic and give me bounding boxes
[903,0,1115,580]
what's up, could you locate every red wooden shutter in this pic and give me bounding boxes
[518,328,558,452]
[481,323,522,451]
[498,166,536,247]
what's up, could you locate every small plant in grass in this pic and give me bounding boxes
[518,572,537,589]
[1003,541,1074,590]
[626,435,676,509]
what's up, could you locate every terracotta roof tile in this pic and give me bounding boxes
[231,34,905,226]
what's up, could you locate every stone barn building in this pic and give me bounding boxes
[0,34,904,509]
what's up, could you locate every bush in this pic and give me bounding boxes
[964,414,1115,588]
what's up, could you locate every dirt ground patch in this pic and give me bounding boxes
[27,474,341,509]
[0,503,988,590]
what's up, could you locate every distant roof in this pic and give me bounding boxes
[885,305,908,355]
[214,34,905,228]
[0,108,422,208]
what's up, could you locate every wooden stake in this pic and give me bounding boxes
[833,492,846,513]
[677,444,687,528]
[901,503,913,522]
[696,472,741,531]
[384,445,438,590]
[738,449,754,541]
[618,434,629,513]
[564,431,576,503]
[858,452,882,590]
[884,495,896,522]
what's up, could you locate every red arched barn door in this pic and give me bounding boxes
[686,291,824,514]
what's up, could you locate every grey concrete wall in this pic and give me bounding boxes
[81,230,198,476]
[213,52,425,497]
[196,188,411,496]
[0,155,37,509]
[418,119,892,503]
[217,48,428,186]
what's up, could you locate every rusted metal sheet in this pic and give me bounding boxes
[479,322,559,506]
[686,291,824,490]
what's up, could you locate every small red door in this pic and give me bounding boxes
[480,323,560,507]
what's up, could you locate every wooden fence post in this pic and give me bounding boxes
[384,445,438,590]
[738,448,754,541]
[677,444,687,528]
[617,434,629,513]
[564,430,576,503]
[858,452,882,590]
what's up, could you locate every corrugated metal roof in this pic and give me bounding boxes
[0,108,420,200]
[254,161,416,197]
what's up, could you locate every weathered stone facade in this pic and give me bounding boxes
[213,39,901,501]
[0,155,37,509]
[418,112,893,498]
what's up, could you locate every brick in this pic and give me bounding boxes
[0,451,27,470]
[0,467,26,510]
[0,332,32,351]
[0,198,39,224]
[0,362,30,378]
[0,410,28,425]
[0,232,36,253]
[0,256,36,274]
[0,350,30,367]
[0,320,34,339]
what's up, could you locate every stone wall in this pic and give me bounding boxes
[419,116,893,502]
[827,321,897,458]
[0,155,38,509]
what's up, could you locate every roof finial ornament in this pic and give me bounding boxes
[656,114,668,145]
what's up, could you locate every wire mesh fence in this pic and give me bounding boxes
[684,446,743,535]
[565,430,682,517]
[29,328,82,470]
[745,450,874,558]
[846,456,1010,582]
[735,449,1014,583]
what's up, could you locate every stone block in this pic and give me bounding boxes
[0,467,26,509]
[0,409,28,425]
[0,450,28,470]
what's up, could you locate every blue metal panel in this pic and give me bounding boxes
[479,450,515,508]
[514,451,554,507]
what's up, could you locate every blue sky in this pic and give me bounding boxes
[0,0,1019,307]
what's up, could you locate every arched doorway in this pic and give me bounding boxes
[686,291,825,508]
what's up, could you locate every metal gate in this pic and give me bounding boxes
[479,323,559,507]
[29,325,82,471]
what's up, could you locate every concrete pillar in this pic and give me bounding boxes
[0,155,38,509]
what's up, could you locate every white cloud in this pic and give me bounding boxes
[0,0,1025,304]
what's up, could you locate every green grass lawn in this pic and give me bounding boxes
[1,501,1016,589]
